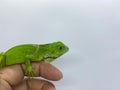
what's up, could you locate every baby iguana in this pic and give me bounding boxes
[0,41,69,77]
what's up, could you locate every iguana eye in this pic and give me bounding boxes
[58,46,63,50]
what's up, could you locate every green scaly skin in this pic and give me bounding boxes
[0,41,69,77]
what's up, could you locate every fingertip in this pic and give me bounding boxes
[41,81,56,90]
[38,61,63,81]
[52,69,63,81]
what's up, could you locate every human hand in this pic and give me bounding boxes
[0,61,63,90]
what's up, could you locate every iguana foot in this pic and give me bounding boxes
[26,66,35,78]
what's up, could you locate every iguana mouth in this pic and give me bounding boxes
[45,56,57,59]
[44,56,58,63]
[43,54,57,59]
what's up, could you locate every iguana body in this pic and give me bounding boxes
[0,41,69,76]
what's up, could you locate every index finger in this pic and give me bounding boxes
[22,61,63,81]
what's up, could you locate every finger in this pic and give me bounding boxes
[0,79,12,90]
[0,64,24,90]
[22,61,63,81]
[13,79,56,90]
[0,64,24,85]
[34,61,63,81]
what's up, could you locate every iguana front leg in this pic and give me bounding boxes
[24,59,34,77]
[25,54,40,77]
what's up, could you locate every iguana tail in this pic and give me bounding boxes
[0,52,5,68]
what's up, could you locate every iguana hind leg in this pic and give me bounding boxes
[0,52,5,69]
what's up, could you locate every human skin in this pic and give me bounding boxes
[0,61,63,90]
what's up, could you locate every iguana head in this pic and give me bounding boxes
[42,41,69,62]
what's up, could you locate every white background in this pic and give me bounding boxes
[0,0,120,90]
